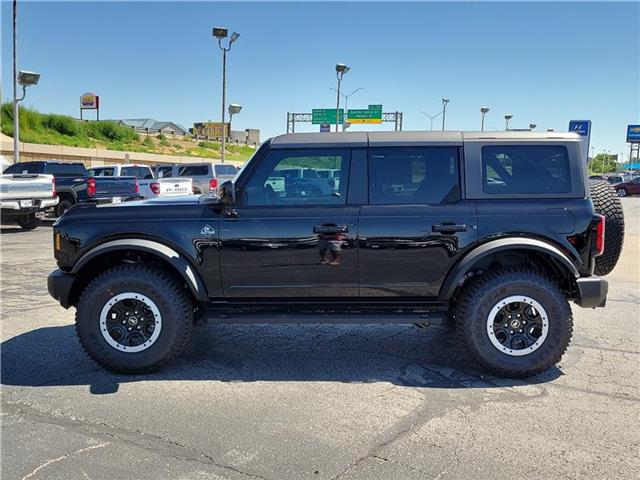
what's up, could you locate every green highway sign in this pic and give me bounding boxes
[347,105,383,124]
[312,108,344,125]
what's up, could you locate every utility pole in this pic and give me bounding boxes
[13,0,19,163]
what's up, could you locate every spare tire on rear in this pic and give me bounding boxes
[590,180,624,276]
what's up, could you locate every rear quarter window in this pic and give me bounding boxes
[481,145,571,194]
[214,164,238,176]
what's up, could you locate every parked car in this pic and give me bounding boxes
[152,162,237,194]
[87,164,193,198]
[49,131,624,378]
[3,161,140,217]
[606,175,625,185]
[613,176,640,197]
[589,175,604,180]
[0,173,58,229]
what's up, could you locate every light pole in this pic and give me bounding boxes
[335,63,350,132]
[213,26,239,163]
[12,70,40,163]
[419,110,442,131]
[228,104,242,141]
[504,114,513,131]
[441,98,450,131]
[480,107,490,131]
[330,87,362,131]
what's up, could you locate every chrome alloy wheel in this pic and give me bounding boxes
[99,292,162,353]
[486,295,549,356]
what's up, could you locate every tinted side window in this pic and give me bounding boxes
[214,164,237,176]
[4,163,42,174]
[241,149,350,206]
[45,163,87,176]
[178,165,209,176]
[482,145,571,194]
[369,147,460,205]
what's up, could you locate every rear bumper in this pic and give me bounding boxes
[1,197,58,211]
[575,277,608,308]
[47,268,75,309]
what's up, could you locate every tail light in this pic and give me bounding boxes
[150,182,160,195]
[87,178,96,197]
[134,180,140,194]
[209,178,218,192]
[51,177,56,197]
[595,214,605,256]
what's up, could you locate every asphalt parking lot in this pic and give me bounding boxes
[1,199,638,480]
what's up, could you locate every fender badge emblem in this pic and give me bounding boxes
[200,224,216,236]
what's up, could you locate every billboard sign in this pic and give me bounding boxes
[569,120,591,162]
[80,92,99,109]
[627,125,640,143]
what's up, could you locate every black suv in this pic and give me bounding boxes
[48,131,624,377]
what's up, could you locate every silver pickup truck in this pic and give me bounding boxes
[0,173,58,230]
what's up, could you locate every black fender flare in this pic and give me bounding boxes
[71,239,208,302]
[438,237,580,300]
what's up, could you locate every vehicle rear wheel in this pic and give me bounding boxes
[56,198,74,217]
[455,268,573,378]
[75,264,193,373]
[590,180,625,276]
[616,187,628,197]
[17,213,41,230]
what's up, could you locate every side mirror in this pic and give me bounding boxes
[220,180,236,206]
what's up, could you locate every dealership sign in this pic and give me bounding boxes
[627,125,640,143]
[569,120,591,163]
[80,92,99,109]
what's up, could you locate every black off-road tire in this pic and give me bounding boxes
[17,213,41,230]
[590,180,625,276]
[455,268,573,378]
[56,198,74,217]
[75,264,193,374]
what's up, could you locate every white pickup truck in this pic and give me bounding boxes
[0,173,59,230]
[87,164,193,198]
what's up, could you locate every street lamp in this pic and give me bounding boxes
[419,110,442,131]
[213,26,239,163]
[441,98,450,131]
[12,69,40,163]
[334,63,350,132]
[330,87,363,131]
[529,123,537,131]
[504,114,513,131]
[480,107,490,131]
[228,104,242,138]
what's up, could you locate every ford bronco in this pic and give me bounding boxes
[48,131,624,377]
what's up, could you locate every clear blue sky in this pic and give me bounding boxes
[2,1,639,159]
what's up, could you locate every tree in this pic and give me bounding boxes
[589,153,618,175]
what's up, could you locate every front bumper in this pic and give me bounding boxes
[575,277,608,308]
[47,269,76,309]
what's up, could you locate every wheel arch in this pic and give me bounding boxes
[439,237,580,301]
[69,239,208,306]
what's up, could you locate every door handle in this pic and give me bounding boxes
[432,223,467,233]
[313,224,349,234]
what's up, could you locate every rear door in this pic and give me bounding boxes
[358,146,477,298]
[219,147,360,298]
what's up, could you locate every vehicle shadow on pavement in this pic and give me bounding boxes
[1,323,562,395]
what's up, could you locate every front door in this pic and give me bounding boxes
[358,146,477,298]
[219,148,359,298]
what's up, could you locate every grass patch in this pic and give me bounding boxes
[0,103,255,163]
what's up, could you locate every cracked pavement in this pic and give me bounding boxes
[1,198,639,479]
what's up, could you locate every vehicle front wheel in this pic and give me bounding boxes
[17,213,41,230]
[75,264,193,373]
[455,268,573,378]
[616,187,628,197]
